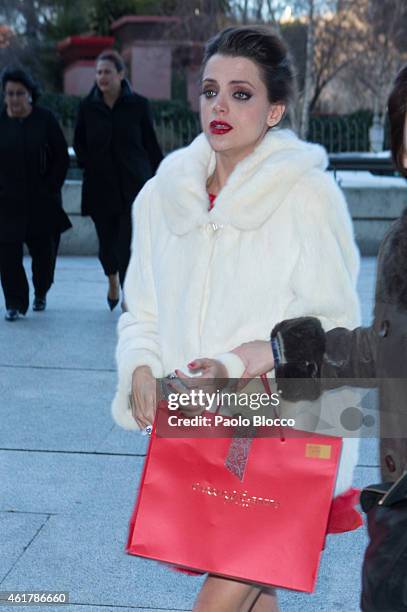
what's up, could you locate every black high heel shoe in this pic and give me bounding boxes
[107,273,120,311]
[107,295,120,311]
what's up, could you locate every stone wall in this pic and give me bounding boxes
[345,184,407,255]
[59,181,98,255]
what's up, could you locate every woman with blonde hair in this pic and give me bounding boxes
[74,50,162,310]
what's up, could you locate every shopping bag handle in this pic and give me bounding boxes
[260,374,285,442]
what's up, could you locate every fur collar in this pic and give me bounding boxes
[155,129,328,235]
[383,207,407,308]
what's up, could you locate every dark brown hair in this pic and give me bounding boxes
[388,65,407,176]
[1,66,39,104]
[96,50,125,73]
[202,26,295,108]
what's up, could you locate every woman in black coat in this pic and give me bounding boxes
[73,50,163,310]
[0,67,71,321]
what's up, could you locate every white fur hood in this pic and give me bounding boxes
[155,129,328,234]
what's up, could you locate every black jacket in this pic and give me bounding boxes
[272,209,407,483]
[73,81,163,217]
[0,105,71,243]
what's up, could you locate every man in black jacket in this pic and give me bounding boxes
[74,50,163,310]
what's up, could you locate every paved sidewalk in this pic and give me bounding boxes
[0,257,379,611]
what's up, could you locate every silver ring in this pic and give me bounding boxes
[167,372,178,380]
[142,425,153,436]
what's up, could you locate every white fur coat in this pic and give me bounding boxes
[112,129,361,496]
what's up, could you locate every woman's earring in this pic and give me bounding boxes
[28,95,33,103]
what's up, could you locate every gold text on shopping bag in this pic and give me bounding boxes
[305,444,332,460]
[192,482,280,509]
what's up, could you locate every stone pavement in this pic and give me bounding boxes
[0,256,379,611]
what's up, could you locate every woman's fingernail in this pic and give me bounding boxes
[188,362,196,368]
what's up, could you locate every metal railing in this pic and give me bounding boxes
[64,114,375,156]
[154,115,201,156]
[328,152,394,175]
[308,116,372,153]
[66,114,398,177]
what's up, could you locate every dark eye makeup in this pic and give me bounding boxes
[200,88,217,98]
[200,88,253,101]
[233,90,252,100]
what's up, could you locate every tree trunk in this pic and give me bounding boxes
[242,0,249,23]
[22,0,40,42]
[299,0,315,139]
[265,0,281,33]
[255,0,264,21]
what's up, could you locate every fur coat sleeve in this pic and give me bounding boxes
[283,170,360,330]
[112,180,164,430]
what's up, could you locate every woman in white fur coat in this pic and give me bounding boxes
[113,26,361,612]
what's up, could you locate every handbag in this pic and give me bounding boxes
[360,471,407,612]
[126,380,342,592]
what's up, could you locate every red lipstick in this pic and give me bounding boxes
[210,120,233,135]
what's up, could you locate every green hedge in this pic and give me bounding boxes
[38,92,197,124]
[39,92,81,125]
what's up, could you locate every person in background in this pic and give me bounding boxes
[0,67,71,322]
[74,50,163,311]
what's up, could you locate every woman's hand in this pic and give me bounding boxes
[169,359,228,416]
[232,341,274,378]
[131,365,156,428]
[184,358,228,381]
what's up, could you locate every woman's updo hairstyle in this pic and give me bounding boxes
[388,65,407,177]
[202,26,296,109]
[96,49,125,73]
[1,66,39,104]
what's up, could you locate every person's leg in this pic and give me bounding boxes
[0,241,29,315]
[241,588,265,612]
[92,214,119,278]
[92,214,120,308]
[117,211,132,287]
[26,234,56,309]
[51,232,61,285]
[193,576,261,612]
[248,588,279,612]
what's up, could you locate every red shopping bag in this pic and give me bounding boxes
[127,392,342,592]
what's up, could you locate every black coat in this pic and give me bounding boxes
[73,81,163,217]
[272,209,407,483]
[0,105,71,243]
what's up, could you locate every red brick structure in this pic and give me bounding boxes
[58,18,204,110]
[58,36,114,96]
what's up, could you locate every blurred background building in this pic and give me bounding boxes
[1,0,406,153]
